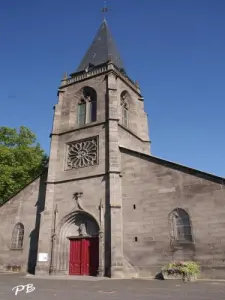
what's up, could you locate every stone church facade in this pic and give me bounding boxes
[0,20,225,279]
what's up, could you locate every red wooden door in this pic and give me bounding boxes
[89,237,99,276]
[80,239,90,275]
[69,239,81,275]
[69,238,99,276]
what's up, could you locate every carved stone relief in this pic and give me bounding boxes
[78,222,87,236]
[66,136,98,169]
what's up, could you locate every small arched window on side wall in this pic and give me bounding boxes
[169,208,193,244]
[120,91,129,127]
[78,87,97,126]
[11,223,24,250]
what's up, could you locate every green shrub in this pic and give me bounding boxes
[161,261,200,276]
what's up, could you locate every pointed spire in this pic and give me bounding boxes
[76,20,124,73]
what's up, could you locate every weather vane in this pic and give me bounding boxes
[101,0,110,20]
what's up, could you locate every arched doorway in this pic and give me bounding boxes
[56,211,100,276]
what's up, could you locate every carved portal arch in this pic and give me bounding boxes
[57,210,100,237]
[55,210,100,273]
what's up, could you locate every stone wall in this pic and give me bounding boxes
[118,125,150,155]
[35,73,109,274]
[53,176,105,228]
[54,124,106,182]
[117,78,150,145]
[52,176,106,273]
[0,171,47,273]
[120,147,225,279]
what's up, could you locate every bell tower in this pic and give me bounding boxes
[36,18,150,277]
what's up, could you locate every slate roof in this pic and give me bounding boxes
[76,19,124,72]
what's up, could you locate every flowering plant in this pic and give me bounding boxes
[162,261,200,278]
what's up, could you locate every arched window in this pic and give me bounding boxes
[169,208,193,243]
[78,87,97,126]
[11,223,24,250]
[120,91,129,127]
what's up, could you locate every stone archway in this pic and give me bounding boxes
[55,211,100,276]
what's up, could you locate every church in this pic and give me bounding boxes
[0,19,225,279]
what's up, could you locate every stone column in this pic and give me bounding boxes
[97,199,104,277]
[35,90,63,275]
[98,230,104,277]
[107,68,125,278]
[85,100,91,124]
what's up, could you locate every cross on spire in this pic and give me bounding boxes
[101,0,110,20]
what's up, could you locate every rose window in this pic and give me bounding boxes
[67,137,98,169]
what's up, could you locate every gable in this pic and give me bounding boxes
[0,169,47,209]
[120,146,224,186]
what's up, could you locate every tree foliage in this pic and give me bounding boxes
[0,126,48,205]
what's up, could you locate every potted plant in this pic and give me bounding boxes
[161,261,200,282]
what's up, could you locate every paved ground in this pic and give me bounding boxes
[1,274,225,300]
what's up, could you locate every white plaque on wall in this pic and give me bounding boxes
[38,253,48,262]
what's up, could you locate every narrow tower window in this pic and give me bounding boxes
[120,91,129,127]
[77,87,97,126]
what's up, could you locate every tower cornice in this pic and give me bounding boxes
[59,62,142,97]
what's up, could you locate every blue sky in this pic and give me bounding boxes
[0,0,224,177]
